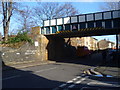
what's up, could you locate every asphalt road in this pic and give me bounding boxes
[2,62,120,89]
[2,53,120,89]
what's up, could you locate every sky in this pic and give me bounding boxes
[0,1,117,43]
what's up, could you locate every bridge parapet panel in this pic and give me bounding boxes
[41,10,120,35]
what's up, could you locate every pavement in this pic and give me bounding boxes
[84,54,120,78]
[94,59,120,78]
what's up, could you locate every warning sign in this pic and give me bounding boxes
[73,25,77,29]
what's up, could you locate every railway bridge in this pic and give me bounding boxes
[39,10,120,60]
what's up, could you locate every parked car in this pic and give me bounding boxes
[76,46,91,57]
[108,49,116,55]
[108,49,118,61]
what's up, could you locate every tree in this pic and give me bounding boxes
[1,2,31,40]
[16,6,36,32]
[100,1,120,11]
[2,1,13,41]
[33,2,79,25]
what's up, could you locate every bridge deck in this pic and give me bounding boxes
[41,10,120,37]
[45,28,120,38]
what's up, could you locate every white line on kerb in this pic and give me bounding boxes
[2,75,21,80]
[35,67,57,73]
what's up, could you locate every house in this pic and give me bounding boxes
[67,37,98,50]
[97,39,115,50]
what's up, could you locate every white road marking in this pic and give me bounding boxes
[75,76,88,84]
[76,76,81,78]
[81,74,85,76]
[87,81,120,87]
[58,77,80,88]
[35,67,57,73]
[57,80,74,88]
[72,76,82,81]
[68,84,75,88]
[59,84,67,88]
[57,75,87,89]
[68,76,88,88]
[2,75,21,80]
[75,78,86,84]
[72,78,77,81]
[67,80,73,83]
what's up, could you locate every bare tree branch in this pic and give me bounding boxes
[33,2,79,26]
[100,2,120,11]
[16,6,36,32]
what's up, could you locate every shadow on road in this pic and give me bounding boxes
[2,64,64,88]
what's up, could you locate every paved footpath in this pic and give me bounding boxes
[94,59,120,78]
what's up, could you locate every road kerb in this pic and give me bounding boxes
[89,68,103,75]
